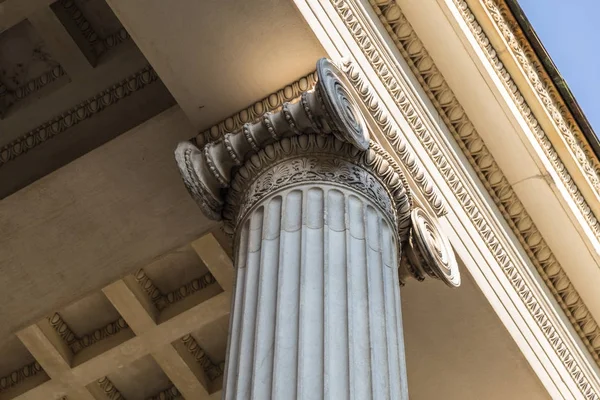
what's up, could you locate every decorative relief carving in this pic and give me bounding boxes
[195,71,318,147]
[224,135,412,244]
[48,313,129,354]
[134,269,218,311]
[97,377,125,400]
[0,361,43,393]
[181,334,224,381]
[58,0,130,57]
[332,0,600,396]
[400,208,460,287]
[176,58,412,244]
[0,66,66,116]
[368,0,600,370]
[477,0,600,198]
[342,61,446,217]
[177,58,463,293]
[452,0,600,242]
[147,385,180,400]
[0,66,159,167]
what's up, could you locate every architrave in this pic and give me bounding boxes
[368,0,600,372]
[287,0,600,397]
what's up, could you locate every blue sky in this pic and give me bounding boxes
[518,0,599,134]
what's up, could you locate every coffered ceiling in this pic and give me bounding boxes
[0,0,175,198]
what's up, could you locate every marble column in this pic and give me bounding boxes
[174,58,460,400]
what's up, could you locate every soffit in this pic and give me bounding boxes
[0,0,176,197]
[0,238,550,399]
[0,0,325,339]
[105,0,327,130]
[403,265,550,400]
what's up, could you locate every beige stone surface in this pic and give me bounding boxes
[0,106,215,339]
[105,0,326,129]
[402,265,550,400]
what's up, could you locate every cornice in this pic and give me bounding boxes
[0,65,159,167]
[455,0,600,366]
[453,0,600,243]
[477,0,600,198]
[330,0,600,396]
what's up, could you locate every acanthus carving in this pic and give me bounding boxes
[332,0,600,396]
[0,361,44,393]
[224,134,412,244]
[134,269,217,311]
[0,66,159,167]
[48,313,129,354]
[181,334,224,381]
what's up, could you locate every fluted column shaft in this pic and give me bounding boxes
[223,182,408,400]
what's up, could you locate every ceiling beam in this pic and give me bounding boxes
[191,233,235,293]
[28,5,93,78]
[0,0,55,33]
[0,107,214,341]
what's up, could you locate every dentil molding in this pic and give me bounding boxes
[474,0,600,203]
[366,0,600,375]
[325,0,600,397]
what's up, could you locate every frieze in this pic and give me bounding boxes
[367,0,600,374]
[331,0,600,396]
[0,65,159,167]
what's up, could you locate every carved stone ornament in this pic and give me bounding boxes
[175,58,459,287]
[175,58,372,220]
[400,208,461,287]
